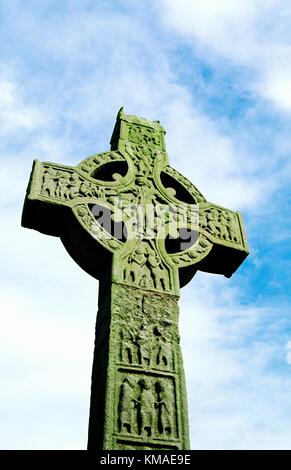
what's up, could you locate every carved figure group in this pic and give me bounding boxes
[203,208,240,243]
[118,377,175,438]
[42,168,103,200]
[124,241,170,292]
[120,321,172,370]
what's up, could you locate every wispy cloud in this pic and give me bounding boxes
[1,0,291,450]
[159,0,291,112]
[0,74,45,137]
[181,274,291,449]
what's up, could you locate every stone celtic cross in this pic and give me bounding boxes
[22,108,248,450]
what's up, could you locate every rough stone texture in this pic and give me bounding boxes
[21,108,248,450]
[88,282,188,450]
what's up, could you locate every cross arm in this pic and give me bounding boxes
[169,201,248,285]
[21,160,79,237]
[21,158,125,280]
[197,202,248,277]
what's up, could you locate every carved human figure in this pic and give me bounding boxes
[153,263,169,291]
[227,213,239,243]
[124,245,147,284]
[157,381,174,436]
[93,186,104,199]
[139,264,154,289]
[147,250,160,283]
[132,180,156,238]
[57,173,71,200]
[80,180,94,197]
[137,379,156,437]
[219,212,230,240]
[207,209,220,236]
[135,177,156,205]
[137,323,151,366]
[142,245,169,291]
[42,167,58,197]
[156,337,172,368]
[121,326,137,364]
[118,378,136,434]
[206,211,217,236]
[70,174,81,198]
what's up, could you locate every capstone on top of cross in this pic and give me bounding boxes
[110,107,166,152]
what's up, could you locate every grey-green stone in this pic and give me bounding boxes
[21,108,248,450]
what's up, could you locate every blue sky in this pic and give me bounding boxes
[1,0,291,449]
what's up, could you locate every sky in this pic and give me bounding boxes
[1,0,291,450]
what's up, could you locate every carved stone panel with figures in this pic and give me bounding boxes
[116,371,178,447]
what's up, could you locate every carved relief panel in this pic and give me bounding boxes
[110,284,183,449]
[117,374,177,440]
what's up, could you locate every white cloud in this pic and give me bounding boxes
[159,0,291,112]
[0,75,45,137]
[180,275,291,449]
[261,70,291,112]
[162,97,265,209]
[0,265,97,449]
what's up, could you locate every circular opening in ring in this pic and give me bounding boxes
[91,161,128,182]
[89,203,127,242]
[165,228,199,253]
[160,171,196,204]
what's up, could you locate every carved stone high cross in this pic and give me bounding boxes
[22,108,248,450]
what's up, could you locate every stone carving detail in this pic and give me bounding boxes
[33,108,247,289]
[128,125,161,148]
[78,151,125,176]
[154,325,172,368]
[124,241,171,292]
[124,142,164,178]
[171,234,212,266]
[120,326,137,365]
[41,167,105,201]
[118,377,136,435]
[42,167,58,197]
[39,155,243,285]
[120,320,173,370]
[74,204,122,252]
[117,376,176,439]
[114,284,178,371]
[202,207,241,244]
[156,380,175,437]
[138,378,156,437]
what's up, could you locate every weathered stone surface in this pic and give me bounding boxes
[21,108,248,450]
[88,282,189,450]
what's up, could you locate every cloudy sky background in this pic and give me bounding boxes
[1,0,291,449]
